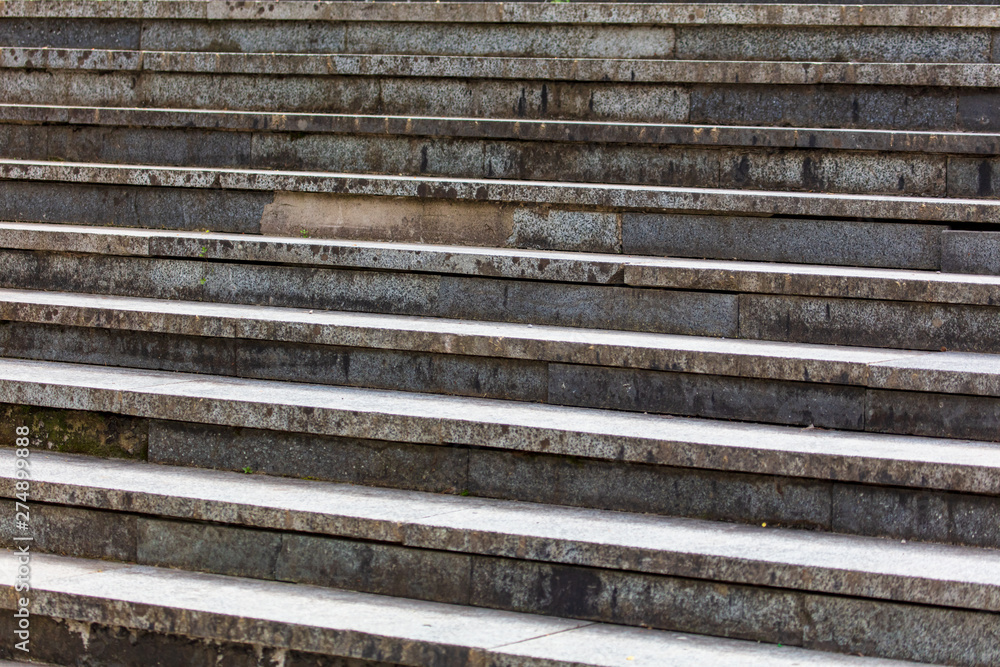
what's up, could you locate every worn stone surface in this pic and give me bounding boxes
[149,420,469,494]
[802,595,1000,666]
[0,402,146,458]
[0,17,141,49]
[831,483,1000,549]
[0,552,915,667]
[690,84,961,132]
[676,26,992,63]
[3,47,993,88]
[719,149,947,196]
[138,518,283,580]
[942,230,1000,275]
[7,450,1000,613]
[0,500,136,561]
[278,533,472,604]
[0,250,739,337]
[1,104,997,156]
[0,179,266,233]
[4,359,1000,496]
[471,557,804,645]
[0,614,394,667]
[549,363,866,429]
[739,294,1000,354]
[4,159,998,224]
[867,390,1000,442]
[948,156,1000,198]
[623,213,945,270]
[0,321,550,402]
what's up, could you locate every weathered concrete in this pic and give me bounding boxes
[622,213,945,270]
[3,359,1000,496]
[2,159,997,224]
[942,230,1000,275]
[6,452,1000,614]
[3,104,997,156]
[5,48,1000,88]
[0,552,917,667]
[0,249,739,337]
[2,115,981,197]
[740,294,1000,354]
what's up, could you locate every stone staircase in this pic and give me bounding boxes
[0,2,999,665]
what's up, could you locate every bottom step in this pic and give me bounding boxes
[0,551,912,667]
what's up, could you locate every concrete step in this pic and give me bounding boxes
[3,358,1000,549]
[0,450,996,664]
[4,223,1000,355]
[6,287,1000,441]
[3,2,998,61]
[0,160,996,266]
[4,105,998,198]
[2,48,998,130]
[0,551,919,667]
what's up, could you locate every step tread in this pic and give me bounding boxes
[4,1,997,28]
[4,286,1000,397]
[7,449,1000,612]
[1,357,998,494]
[4,46,1000,87]
[3,104,997,155]
[1,159,992,224]
[3,220,999,306]
[0,550,914,666]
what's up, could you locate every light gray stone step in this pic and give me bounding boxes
[4,223,1000,355]
[1,10,995,64]
[6,359,1000,548]
[0,551,919,667]
[2,183,989,274]
[4,221,999,305]
[7,1,998,28]
[8,448,1000,612]
[7,287,1000,441]
[0,452,998,666]
[3,105,996,198]
[5,104,1000,155]
[0,159,995,230]
[2,50,997,131]
[3,357,1000,495]
[7,48,1000,87]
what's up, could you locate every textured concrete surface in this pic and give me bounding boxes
[623,213,945,270]
[942,230,1000,275]
[4,2,1000,26]
[2,159,997,224]
[2,359,1000,495]
[3,114,987,198]
[0,249,739,337]
[0,551,917,667]
[3,104,998,156]
[740,294,1000,354]
[4,47,1000,88]
[4,451,1000,614]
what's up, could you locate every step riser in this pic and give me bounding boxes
[2,19,997,63]
[5,406,1000,549]
[4,250,1000,354]
[3,18,676,59]
[4,320,1000,441]
[8,181,1000,274]
[0,615,391,667]
[5,500,1000,666]
[3,69,997,131]
[4,122,994,198]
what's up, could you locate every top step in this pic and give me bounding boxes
[1,2,999,62]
